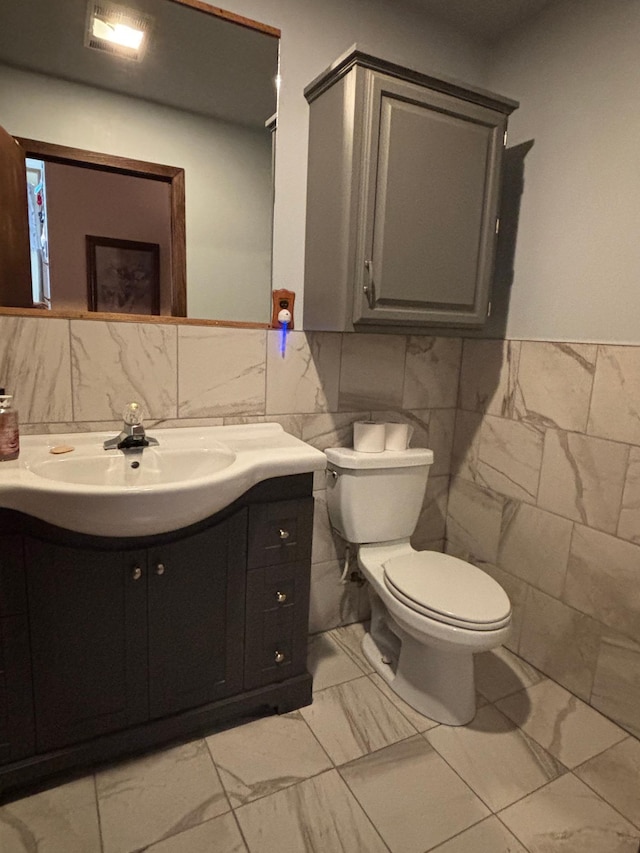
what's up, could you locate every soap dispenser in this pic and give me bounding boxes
[0,389,20,461]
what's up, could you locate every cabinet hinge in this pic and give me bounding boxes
[503,130,508,147]
[495,217,500,235]
[487,301,492,318]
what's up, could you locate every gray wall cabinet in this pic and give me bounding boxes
[303,49,518,331]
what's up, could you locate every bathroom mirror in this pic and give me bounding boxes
[0,0,279,323]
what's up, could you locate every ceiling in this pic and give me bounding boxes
[408,0,558,42]
[0,0,278,128]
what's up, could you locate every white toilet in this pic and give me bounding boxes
[325,446,512,726]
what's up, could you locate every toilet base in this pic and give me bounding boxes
[362,625,477,726]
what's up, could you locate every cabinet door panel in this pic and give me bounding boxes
[0,535,26,616]
[147,510,247,719]
[26,541,148,752]
[354,72,506,327]
[0,615,35,764]
[375,96,489,305]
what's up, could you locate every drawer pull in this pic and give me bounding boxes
[132,566,142,581]
[275,591,287,604]
[155,563,166,576]
[279,528,290,540]
[274,650,286,664]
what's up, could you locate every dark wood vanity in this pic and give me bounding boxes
[0,473,314,801]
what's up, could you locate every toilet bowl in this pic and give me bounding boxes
[358,539,511,725]
[325,446,512,726]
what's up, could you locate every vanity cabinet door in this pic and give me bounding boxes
[147,510,247,719]
[26,541,148,753]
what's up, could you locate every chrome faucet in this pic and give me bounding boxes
[104,402,159,451]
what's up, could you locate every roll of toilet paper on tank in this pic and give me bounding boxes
[353,421,386,452]
[384,422,414,450]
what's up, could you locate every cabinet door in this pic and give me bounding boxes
[147,510,247,719]
[354,71,506,327]
[26,541,148,752]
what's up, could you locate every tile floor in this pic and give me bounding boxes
[1,623,639,853]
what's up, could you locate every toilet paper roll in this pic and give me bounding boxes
[384,422,414,451]
[353,421,386,452]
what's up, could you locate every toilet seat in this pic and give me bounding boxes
[383,551,512,631]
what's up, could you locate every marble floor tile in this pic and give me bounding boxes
[368,673,440,732]
[339,735,488,853]
[575,737,640,829]
[496,678,627,768]
[430,816,528,852]
[143,812,247,853]
[328,621,374,673]
[307,631,366,691]
[426,705,565,812]
[475,645,544,702]
[205,712,331,807]
[96,739,229,853]
[499,773,639,852]
[0,777,101,853]
[235,769,388,853]
[300,675,416,765]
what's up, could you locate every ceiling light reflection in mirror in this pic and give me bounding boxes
[0,0,279,323]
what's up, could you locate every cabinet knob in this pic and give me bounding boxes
[275,591,287,604]
[132,566,142,581]
[274,650,286,664]
[279,528,290,540]
[155,563,166,575]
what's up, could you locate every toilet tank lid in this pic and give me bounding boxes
[325,447,433,469]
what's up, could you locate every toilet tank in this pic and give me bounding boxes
[325,447,433,543]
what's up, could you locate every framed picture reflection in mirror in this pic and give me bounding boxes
[86,236,160,315]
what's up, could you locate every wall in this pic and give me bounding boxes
[45,163,173,313]
[486,0,640,344]
[448,337,640,738]
[208,0,491,319]
[0,64,273,322]
[0,316,460,633]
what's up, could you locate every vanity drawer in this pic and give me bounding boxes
[244,562,310,689]
[247,498,313,569]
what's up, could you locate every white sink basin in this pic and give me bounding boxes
[0,423,326,537]
[28,445,236,487]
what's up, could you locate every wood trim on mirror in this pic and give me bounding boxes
[0,305,271,329]
[168,0,280,38]
[17,137,187,318]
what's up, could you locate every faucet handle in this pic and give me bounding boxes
[123,402,144,426]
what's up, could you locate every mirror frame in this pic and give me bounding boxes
[19,137,187,316]
[1,0,280,330]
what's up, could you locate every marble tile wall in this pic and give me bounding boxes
[0,316,459,635]
[450,338,640,738]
